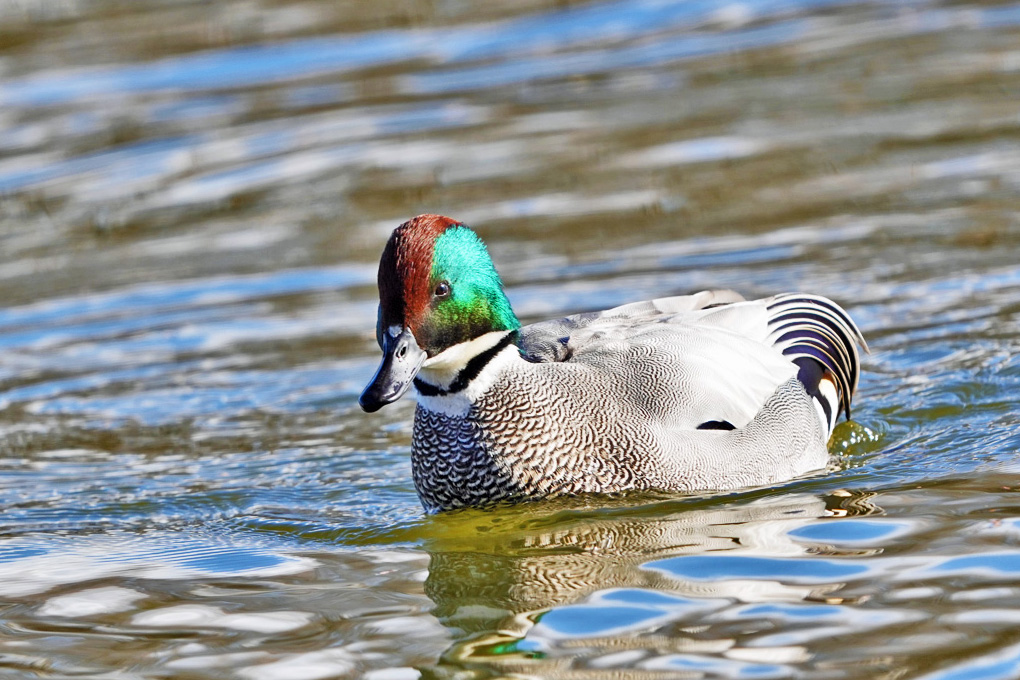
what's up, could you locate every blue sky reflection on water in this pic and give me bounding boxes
[0,0,829,106]
[4,0,1020,109]
[0,0,1019,677]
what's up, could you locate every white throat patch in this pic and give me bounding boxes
[416,330,517,416]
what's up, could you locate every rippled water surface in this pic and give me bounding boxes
[1,0,1019,677]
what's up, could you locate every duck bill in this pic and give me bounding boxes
[359,328,427,412]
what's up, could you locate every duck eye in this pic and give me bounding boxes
[434,281,451,298]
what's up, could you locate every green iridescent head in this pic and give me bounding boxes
[359,215,518,411]
[374,214,519,356]
[360,214,520,411]
[424,223,520,349]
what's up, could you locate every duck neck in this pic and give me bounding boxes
[414,330,518,409]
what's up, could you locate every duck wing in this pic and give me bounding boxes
[516,290,864,433]
[517,289,746,362]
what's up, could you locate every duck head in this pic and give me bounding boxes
[359,214,520,412]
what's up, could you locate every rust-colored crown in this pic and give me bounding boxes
[378,214,462,332]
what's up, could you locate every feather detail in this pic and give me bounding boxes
[765,294,868,422]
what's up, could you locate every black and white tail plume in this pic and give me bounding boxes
[765,294,868,435]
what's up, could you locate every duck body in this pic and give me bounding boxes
[360,215,866,513]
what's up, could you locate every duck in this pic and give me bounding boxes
[360,214,867,513]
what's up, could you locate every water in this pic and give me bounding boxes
[0,0,1019,677]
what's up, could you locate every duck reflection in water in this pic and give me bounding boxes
[416,490,879,678]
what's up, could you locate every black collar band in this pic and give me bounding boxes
[414,332,517,397]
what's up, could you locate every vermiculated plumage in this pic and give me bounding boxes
[409,293,855,512]
[360,215,868,513]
